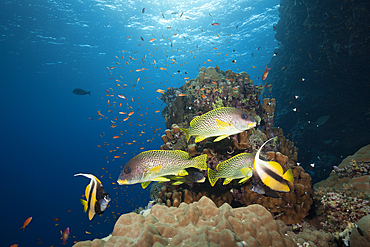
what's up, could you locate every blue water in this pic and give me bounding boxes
[1,0,279,246]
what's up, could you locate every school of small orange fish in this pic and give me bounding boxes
[11,9,288,247]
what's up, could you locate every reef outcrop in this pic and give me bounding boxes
[72,196,296,247]
[154,66,312,226]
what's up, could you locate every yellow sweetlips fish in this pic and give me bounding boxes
[74,173,111,220]
[253,138,294,192]
[208,153,254,186]
[117,150,207,189]
[180,107,256,143]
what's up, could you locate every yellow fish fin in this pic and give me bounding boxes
[191,154,208,170]
[215,118,231,131]
[265,160,284,175]
[283,168,294,183]
[263,176,290,192]
[223,178,233,185]
[197,177,206,183]
[172,181,184,185]
[149,165,162,174]
[152,177,171,182]
[88,208,95,221]
[179,128,191,142]
[195,135,206,143]
[207,168,218,187]
[238,175,252,184]
[172,150,190,159]
[213,134,229,142]
[141,181,151,189]
[176,170,188,176]
[80,199,88,213]
[189,115,202,127]
[85,184,90,199]
[240,168,252,177]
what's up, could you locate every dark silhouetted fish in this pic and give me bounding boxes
[73,88,91,95]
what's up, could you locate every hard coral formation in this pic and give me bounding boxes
[314,144,370,199]
[72,196,296,247]
[156,65,311,226]
[313,184,370,243]
[277,220,335,247]
[350,214,370,247]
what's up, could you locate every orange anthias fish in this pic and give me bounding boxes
[61,227,70,245]
[262,66,271,80]
[19,217,32,231]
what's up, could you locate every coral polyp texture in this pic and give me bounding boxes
[72,196,296,247]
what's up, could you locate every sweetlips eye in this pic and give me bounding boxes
[124,167,131,174]
[241,114,247,119]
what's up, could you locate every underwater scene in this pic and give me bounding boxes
[1,0,370,246]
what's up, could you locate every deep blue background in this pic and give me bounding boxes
[1,0,279,246]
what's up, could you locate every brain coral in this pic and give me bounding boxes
[72,196,296,247]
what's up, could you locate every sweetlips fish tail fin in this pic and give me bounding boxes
[179,128,191,142]
[88,91,91,95]
[80,199,88,213]
[190,154,208,170]
[207,168,218,187]
[283,168,294,183]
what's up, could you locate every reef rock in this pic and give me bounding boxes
[72,196,296,247]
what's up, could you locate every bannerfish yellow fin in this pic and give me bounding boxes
[263,176,290,192]
[207,168,218,187]
[85,184,90,200]
[283,168,294,183]
[213,134,229,142]
[176,170,188,176]
[223,178,233,185]
[88,208,95,221]
[240,168,252,177]
[80,199,88,213]
[239,175,252,184]
[172,181,184,185]
[149,165,162,174]
[152,176,171,182]
[179,128,191,142]
[141,181,151,189]
[215,118,231,131]
[195,135,206,143]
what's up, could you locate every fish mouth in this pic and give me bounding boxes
[248,122,257,129]
[117,179,128,185]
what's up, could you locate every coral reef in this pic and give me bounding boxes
[154,66,311,225]
[314,144,370,199]
[72,196,296,247]
[313,184,370,245]
[277,220,336,247]
[350,214,370,247]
